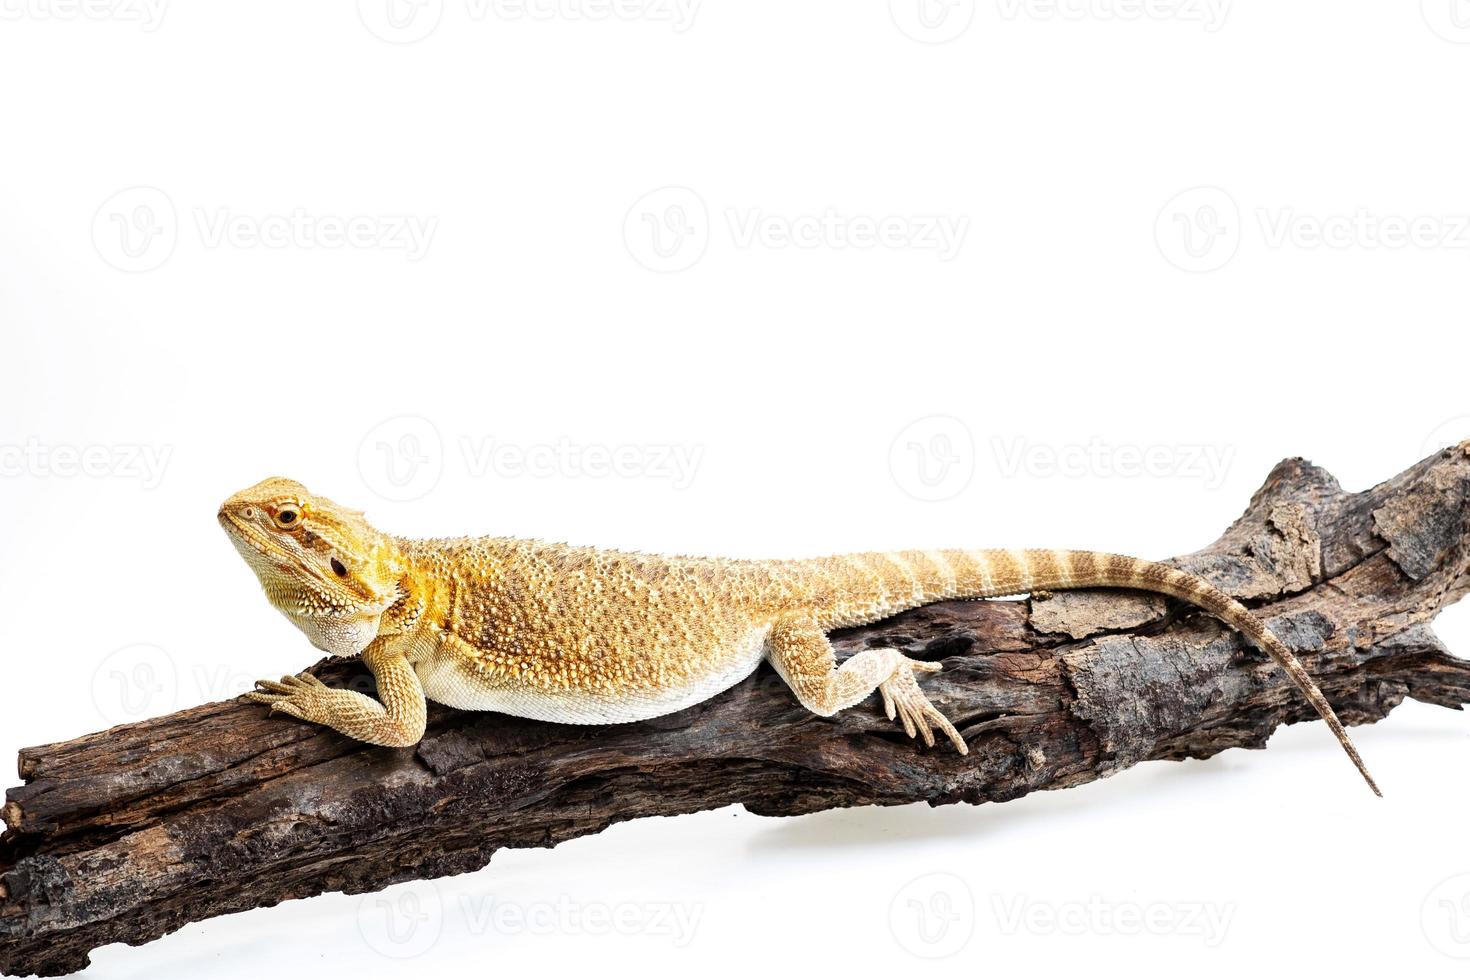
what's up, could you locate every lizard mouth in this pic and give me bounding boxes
[219,511,276,558]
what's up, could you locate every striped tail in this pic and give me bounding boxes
[819,548,1380,796]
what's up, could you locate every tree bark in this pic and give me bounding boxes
[4,444,1470,976]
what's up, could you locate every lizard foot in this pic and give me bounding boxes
[245,672,334,725]
[878,658,967,755]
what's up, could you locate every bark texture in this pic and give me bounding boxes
[4,445,1470,976]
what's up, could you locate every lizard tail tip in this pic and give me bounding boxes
[1352,756,1382,797]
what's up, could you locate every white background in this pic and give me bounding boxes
[3,2,1470,977]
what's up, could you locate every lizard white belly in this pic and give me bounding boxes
[414,626,772,725]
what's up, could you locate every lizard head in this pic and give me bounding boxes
[218,477,404,656]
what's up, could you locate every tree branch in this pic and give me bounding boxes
[4,444,1470,976]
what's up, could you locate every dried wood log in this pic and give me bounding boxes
[4,444,1470,976]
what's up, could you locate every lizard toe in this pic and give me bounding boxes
[269,700,307,720]
[879,660,968,755]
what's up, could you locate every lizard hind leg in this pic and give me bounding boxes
[766,614,967,754]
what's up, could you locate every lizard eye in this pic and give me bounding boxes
[330,558,348,577]
[274,508,300,528]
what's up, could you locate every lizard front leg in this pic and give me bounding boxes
[766,613,967,754]
[245,644,427,747]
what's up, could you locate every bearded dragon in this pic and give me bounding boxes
[220,477,1380,794]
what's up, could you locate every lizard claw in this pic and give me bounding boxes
[244,673,332,723]
[249,672,326,697]
[878,658,967,755]
[267,699,307,720]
